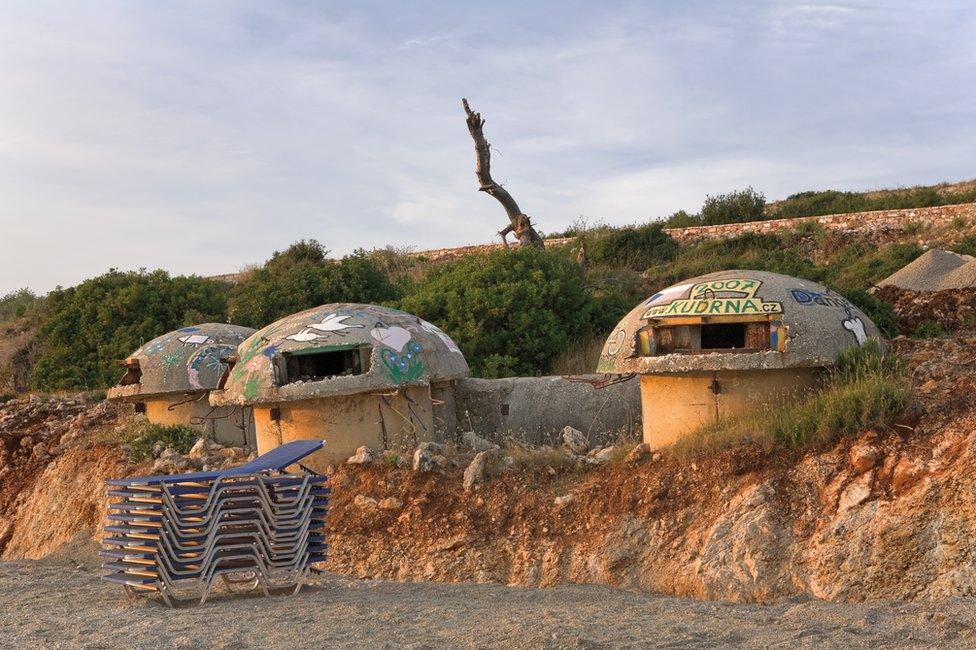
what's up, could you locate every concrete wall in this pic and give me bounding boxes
[453,375,641,447]
[144,397,253,448]
[639,368,820,448]
[253,386,440,471]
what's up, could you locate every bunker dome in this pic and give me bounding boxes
[597,270,883,448]
[209,303,469,469]
[107,323,256,447]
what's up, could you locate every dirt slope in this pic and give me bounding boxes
[0,396,134,558]
[322,336,976,602]
[1,338,975,604]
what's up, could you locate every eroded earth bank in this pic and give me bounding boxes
[2,336,976,608]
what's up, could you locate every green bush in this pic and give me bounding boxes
[660,210,700,228]
[699,187,766,225]
[0,288,43,323]
[581,222,678,269]
[118,422,199,461]
[397,247,605,377]
[772,184,976,220]
[31,270,229,390]
[227,240,399,328]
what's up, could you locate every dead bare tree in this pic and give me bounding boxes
[462,98,544,248]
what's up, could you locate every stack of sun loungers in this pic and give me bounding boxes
[100,440,329,607]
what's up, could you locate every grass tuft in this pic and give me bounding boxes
[115,421,199,461]
[673,341,912,457]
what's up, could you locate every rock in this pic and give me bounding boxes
[219,447,239,459]
[31,442,49,460]
[625,442,651,464]
[838,472,873,512]
[354,494,378,510]
[554,494,574,506]
[892,456,928,493]
[379,497,403,510]
[413,443,446,472]
[347,445,375,465]
[562,426,589,455]
[418,441,444,455]
[460,431,497,452]
[413,448,433,472]
[463,451,488,492]
[152,441,166,458]
[849,442,882,474]
[591,447,615,464]
[187,438,208,459]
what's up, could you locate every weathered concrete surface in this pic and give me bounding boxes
[454,375,640,446]
[598,270,882,375]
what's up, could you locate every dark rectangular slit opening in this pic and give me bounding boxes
[283,348,365,384]
[700,323,747,350]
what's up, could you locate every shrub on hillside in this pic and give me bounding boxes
[0,288,43,323]
[660,210,700,228]
[31,270,228,390]
[699,187,766,225]
[397,247,604,378]
[773,184,976,220]
[642,233,824,290]
[581,222,678,269]
[227,240,399,328]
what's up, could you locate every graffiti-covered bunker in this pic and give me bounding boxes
[107,323,257,446]
[597,270,882,448]
[209,303,470,470]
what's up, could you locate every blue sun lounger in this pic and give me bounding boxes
[100,440,329,607]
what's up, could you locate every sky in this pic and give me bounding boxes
[1,1,974,294]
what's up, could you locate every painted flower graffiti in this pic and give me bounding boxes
[371,324,424,383]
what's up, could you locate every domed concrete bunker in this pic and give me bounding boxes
[209,303,469,470]
[597,270,883,448]
[107,323,257,446]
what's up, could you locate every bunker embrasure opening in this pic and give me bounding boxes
[282,345,370,384]
[639,317,775,355]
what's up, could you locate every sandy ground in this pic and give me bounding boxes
[3,559,976,648]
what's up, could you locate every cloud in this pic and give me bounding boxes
[0,1,974,293]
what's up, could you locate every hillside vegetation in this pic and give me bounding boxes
[7,180,976,392]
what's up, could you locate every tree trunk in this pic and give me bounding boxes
[462,98,544,248]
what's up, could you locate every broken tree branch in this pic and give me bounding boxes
[462,98,544,248]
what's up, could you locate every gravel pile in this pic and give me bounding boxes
[878,248,976,291]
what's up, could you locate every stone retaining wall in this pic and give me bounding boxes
[406,203,976,261]
[664,203,976,244]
